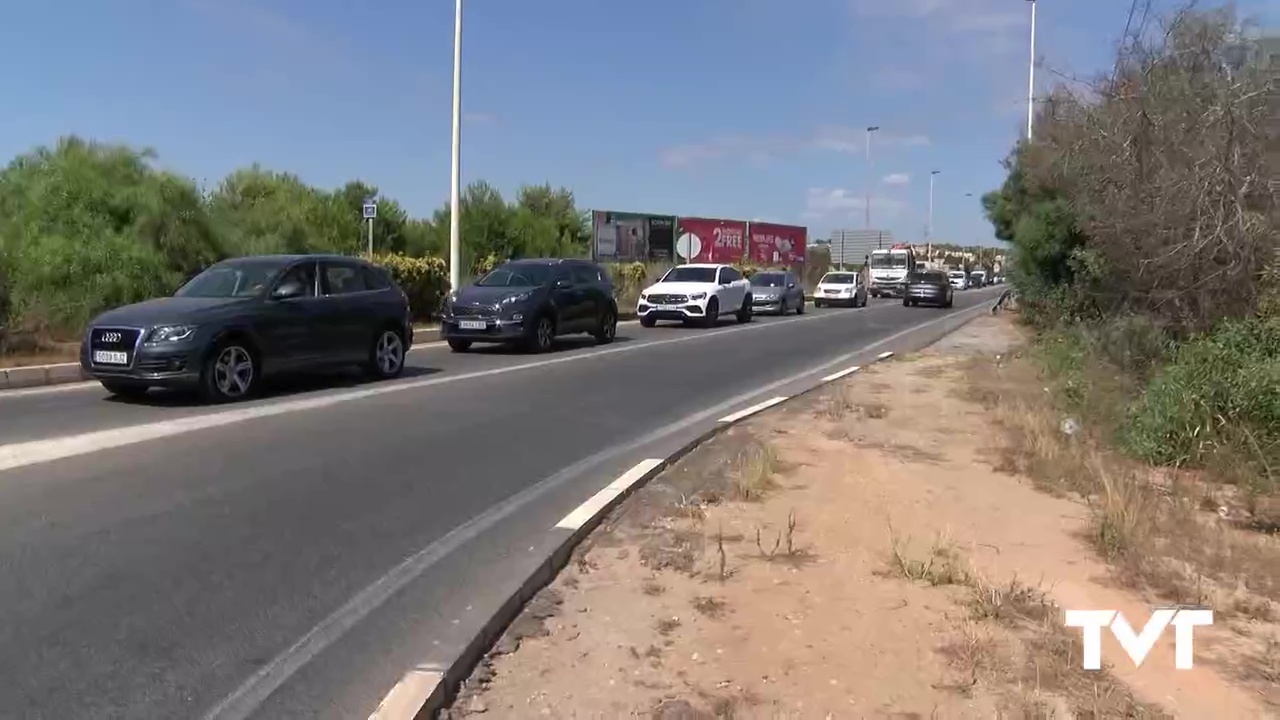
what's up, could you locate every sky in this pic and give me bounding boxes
[2,0,1278,249]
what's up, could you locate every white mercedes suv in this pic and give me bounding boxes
[637,263,753,328]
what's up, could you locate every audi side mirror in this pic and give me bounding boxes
[554,279,572,289]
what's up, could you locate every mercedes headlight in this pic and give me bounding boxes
[690,292,708,301]
[145,324,197,344]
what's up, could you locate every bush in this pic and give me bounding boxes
[373,253,449,322]
[1120,317,1280,471]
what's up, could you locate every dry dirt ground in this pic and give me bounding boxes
[442,315,1278,719]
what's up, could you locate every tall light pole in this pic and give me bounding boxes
[864,125,879,231]
[1026,0,1037,140]
[448,0,464,294]
[927,170,940,262]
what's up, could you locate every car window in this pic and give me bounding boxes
[362,265,393,291]
[750,272,786,287]
[476,264,554,287]
[176,259,288,298]
[719,267,743,283]
[277,262,318,297]
[324,262,369,295]
[819,273,858,285]
[571,264,599,285]
[660,266,717,284]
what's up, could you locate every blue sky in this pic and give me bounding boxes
[2,0,1277,248]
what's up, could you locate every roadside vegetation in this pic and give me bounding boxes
[978,3,1280,688]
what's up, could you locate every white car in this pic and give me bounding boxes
[638,263,753,328]
[813,271,868,308]
[947,271,969,290]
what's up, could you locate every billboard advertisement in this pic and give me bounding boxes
[747,223,807,267]
[592,211,676,263]
[675,217,747,264]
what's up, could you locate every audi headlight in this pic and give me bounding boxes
[689,292,708,301]
[145,324,197,344]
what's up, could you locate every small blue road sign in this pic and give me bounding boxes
[362,202,377,219]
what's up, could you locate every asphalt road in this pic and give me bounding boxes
[0,289,999,719]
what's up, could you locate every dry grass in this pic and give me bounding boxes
[964,334,1280,691]
[888,529,1167,718]
[730,441,780,501]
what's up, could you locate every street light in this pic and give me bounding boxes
[865,125,879,231]
[927,170,940,262]
[448,0,464,295]
[1026,0,1037,140]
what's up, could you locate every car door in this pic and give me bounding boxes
[258,260,325,370]
[785,272,802,307]
[717,267,745,308]
[549,263,582,333]
[321,259,377,362]
[571,262,606,327]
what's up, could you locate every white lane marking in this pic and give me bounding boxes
[367,666,443,720]
[821,365,861,382]
[203,300,989,720]
[877,351,894,360]
[717,396,789,424]
[554,458,664,530]
[0,309,874,470]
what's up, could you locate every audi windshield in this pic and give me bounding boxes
[176,259,289,298]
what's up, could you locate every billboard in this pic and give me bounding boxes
[675,217,747,264]
[747,222,807,267]
[592,211,676,263]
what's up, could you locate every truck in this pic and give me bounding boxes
[868,244,917,298]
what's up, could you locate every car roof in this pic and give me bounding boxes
[673,263,727,269]
[218,253,368,265]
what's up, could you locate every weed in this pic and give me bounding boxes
[731,442,780,501]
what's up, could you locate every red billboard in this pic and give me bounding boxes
[675,217,747,264]
[748,222,807,267]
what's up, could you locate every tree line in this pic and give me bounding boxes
[0,136,591,348]
[981,6,1278,498]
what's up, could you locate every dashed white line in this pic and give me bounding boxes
[821,365,861,382]
[554,458,664,531]
[876,351,894,360]
[717,396,790,424]
[367,666,444,720]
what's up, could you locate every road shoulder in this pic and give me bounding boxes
[438,315,1269,718]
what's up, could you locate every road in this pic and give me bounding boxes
[0,289,998,719]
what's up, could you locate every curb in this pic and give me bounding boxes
[369,306,985,720]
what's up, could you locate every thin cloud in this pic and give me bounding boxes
[660,126,929,169]
[848,0,1029,57]
[882,173,910,185]
[802,187,907,220]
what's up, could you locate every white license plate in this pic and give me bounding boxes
[656,305,682,311]
[458,320,487,330]
[825,290,841,295]
[93,350,129,365]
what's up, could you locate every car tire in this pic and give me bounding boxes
[447,338,472,352]
[701,297,720,328]
[639,314,657,328]
[100,380,150,400]
[525,313,555,353]
[365,327,407,380]
[593,307,617,345]
[199,339,259,404]
[796,297,805,314]
[736,295,752,324]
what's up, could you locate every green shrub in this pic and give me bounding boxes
[1120,317,1280,470]
[373,253,449,322]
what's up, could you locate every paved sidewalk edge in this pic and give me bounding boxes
[371,306,986,720]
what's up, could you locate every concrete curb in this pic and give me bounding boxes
[369,306,986,720]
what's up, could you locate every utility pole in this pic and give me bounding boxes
[1026,0,1037,140]
[927,170,940,264]
[448,0,464,294]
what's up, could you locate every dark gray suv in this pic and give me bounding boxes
[440,258,618,353]
[80,254,414,403]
